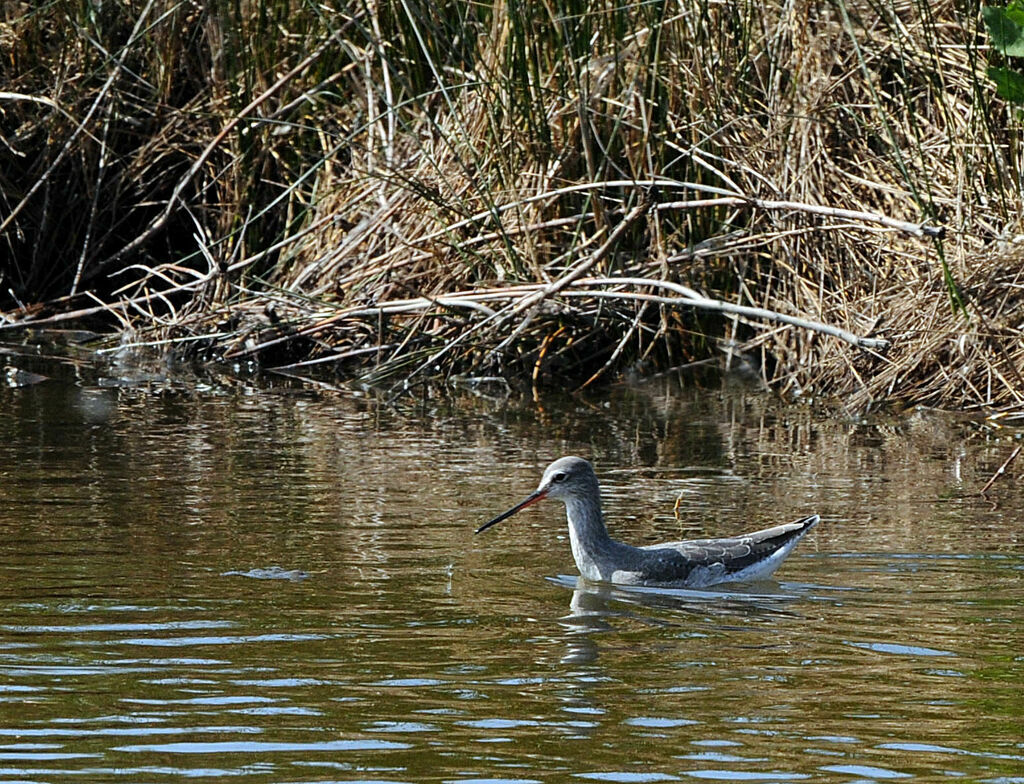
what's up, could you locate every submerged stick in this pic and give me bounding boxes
[978,445,1021,496]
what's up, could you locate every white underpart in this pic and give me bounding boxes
[609,568,646,585]
[722,537,804,583]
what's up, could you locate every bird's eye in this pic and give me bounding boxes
[552,472,567,483]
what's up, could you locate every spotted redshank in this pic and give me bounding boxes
[477,456,820,587]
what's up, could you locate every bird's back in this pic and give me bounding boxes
[621,515,820,587]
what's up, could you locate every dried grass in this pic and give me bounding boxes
[1,0,1023,411]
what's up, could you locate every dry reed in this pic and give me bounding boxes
[1,0,1023,412]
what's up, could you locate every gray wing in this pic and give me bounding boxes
[636,515,819,584]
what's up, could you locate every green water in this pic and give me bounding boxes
[0,345,1022,783]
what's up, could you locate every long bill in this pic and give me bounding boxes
[475,489,548,534]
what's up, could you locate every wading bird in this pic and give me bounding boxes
[477,456,819,587]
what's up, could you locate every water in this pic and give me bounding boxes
[1,345,1022,783]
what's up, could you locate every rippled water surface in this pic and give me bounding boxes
[1,346,1022,783]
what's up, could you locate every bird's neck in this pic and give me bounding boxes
[564,493,620,581]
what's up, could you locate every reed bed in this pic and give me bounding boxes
[1,0,1022,412]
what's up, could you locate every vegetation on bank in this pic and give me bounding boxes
[1,0,1022,411]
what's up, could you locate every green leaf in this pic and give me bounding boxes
[983,6,1024,57]
[987,66,1024,103]
[1007,0,1024,26]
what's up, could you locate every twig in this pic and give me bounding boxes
[222,272,890,361]
[581,277,891,350]
[327,178,938,286]
[95,331,235,354]
[99,15,361,271]
[267,344,398,371]
[576,301,649,390]
[656,197,942,237]
[0,0,159,240]
[492,199,653,352]
[978,445,1021,496]
[0,268,216,330]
